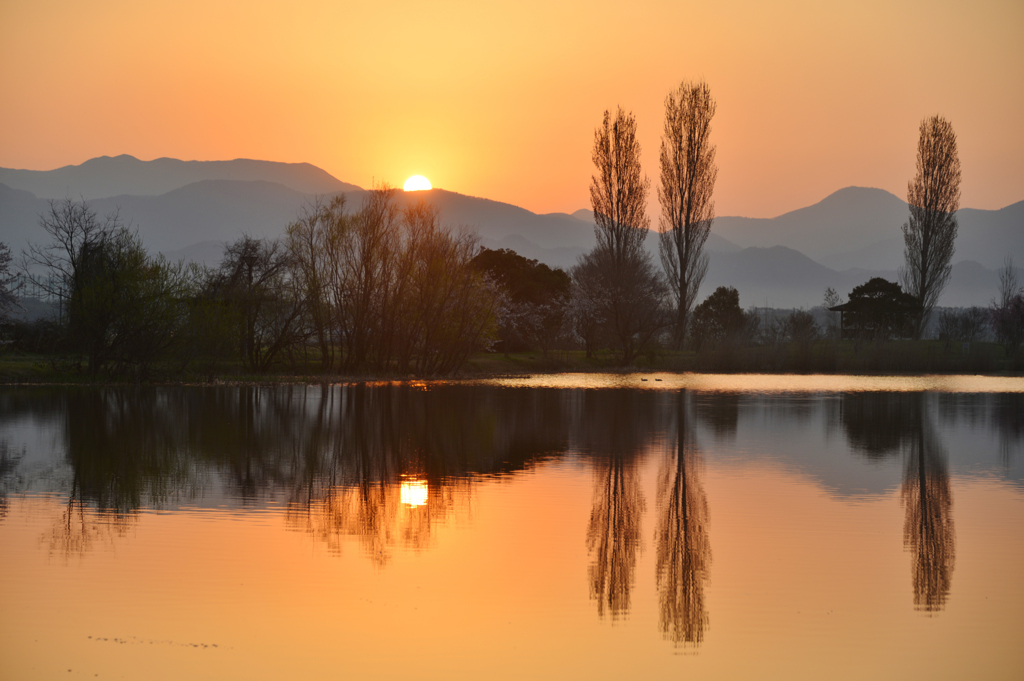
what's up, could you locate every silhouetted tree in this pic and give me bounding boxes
[283,188,497,374]
[936,307,987,350]
[0,242,20,322]
[785,309,819,347]
[286,195,345,370]
[571,245,666,364]
[690,286,745,350]
[837,278,919,341]
[658,80,717,349]
[579,107,667,364]
[213,235,306,372]
[900,116,961,338]
[823,287,842,340]
[990,257,1024,356]
[591,107,650,265]
[395,196,497,373]
[22,199,195,376]
[567,253,607,358]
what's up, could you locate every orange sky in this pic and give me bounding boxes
[1,0,1021,218]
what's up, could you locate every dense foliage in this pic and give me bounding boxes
[689,286,745,350]
[470,248,570,354]
[838,278,920,341]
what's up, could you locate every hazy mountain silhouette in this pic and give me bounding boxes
[0,154,360,200]
[1,179,318,253]
[0,183,48,250]
[715,187,907,258]
[715,187,1023,271]
[2,156,1020,308]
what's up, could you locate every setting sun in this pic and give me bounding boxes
[403,175,432,191]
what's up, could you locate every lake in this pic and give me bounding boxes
[1,375,1023,680]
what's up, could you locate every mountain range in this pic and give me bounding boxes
[1,155,1020,308]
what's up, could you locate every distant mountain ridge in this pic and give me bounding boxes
[714,186,1023,271]
[1,155,1020,308]
[0,154,360,200]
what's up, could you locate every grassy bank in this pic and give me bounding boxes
[2,340,1023,385]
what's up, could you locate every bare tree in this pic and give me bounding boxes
[22,199,117,319]
[286,196,342,371]
[996,256,1020,310]
[991,256,1024,355]
[580,107,667,363]
[900,116,961,339]
[0,242,21,322]
[22,199,194,376]
[590,108,650,265]
[215,235,306,372]
[658,80,718,349]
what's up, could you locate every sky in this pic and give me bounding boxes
[1,0,1022,218]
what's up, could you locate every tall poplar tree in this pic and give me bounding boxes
[577,107,665,364]
[657,80,718,348]
[900,115,961,339]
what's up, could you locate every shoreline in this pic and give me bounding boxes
[3,340,1023,386]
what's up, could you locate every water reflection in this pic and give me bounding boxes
[0,385,574,563]
[581,391,652,619]
[841,393,956,611]
[46,494,135,559]
[264,384,569,564]
[4,381,1022,627]
[289,479,470,567]
[0,440,22,521]
[694,392,739,441]
[901,411,955,612]
[655,391,711,646]
[841,393,920,459]
[992,393,1024,465]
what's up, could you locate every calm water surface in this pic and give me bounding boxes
[1,375,1023,680]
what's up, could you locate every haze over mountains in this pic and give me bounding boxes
[1,155,1020,308]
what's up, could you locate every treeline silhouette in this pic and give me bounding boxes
[5,194,1023,376]
[9,190,495,377]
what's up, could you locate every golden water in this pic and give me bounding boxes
[1,381,1022,679]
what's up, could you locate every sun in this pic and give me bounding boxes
[403,175,432,191]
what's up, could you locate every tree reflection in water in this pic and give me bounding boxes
[0,440,22,522]
[655,390,711,646]
[290,479,471,567]
[2,384,569,563]
[580,390,654,620]
[281,384,568,564]
[993,393,1023,466]
[4,384,1000,614]
[901,409,955,612]
[842,392,955,611]
[46,489,136,560]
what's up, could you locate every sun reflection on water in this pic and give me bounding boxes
[400,479,429,507]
